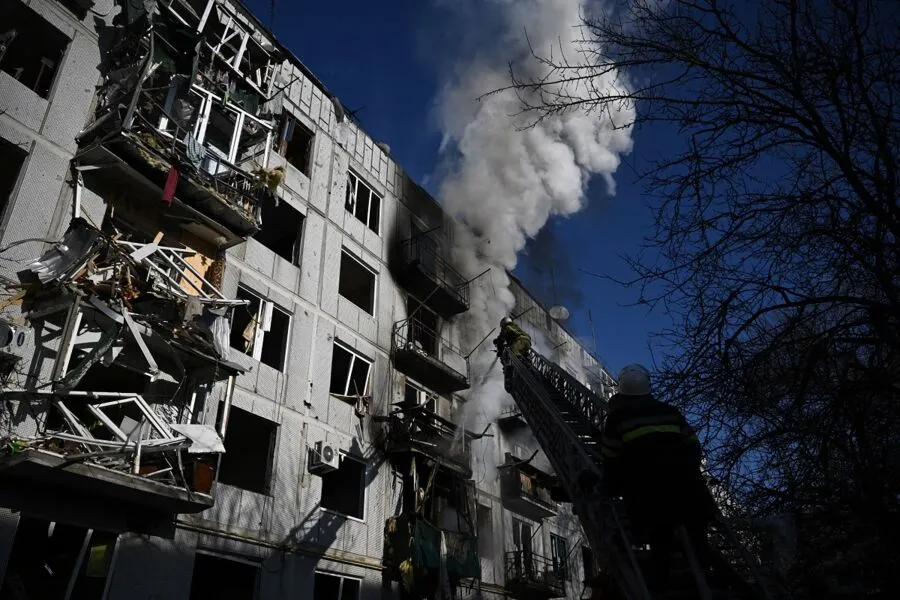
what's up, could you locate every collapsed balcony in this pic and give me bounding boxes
[392,317,469,393]
[75,3,283,248]
[396,234,469,317]
[505,551,566,600]
[500,453,557,520]
[0,218,243,517]
[378,404,474,478]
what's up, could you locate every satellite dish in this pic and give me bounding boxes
[549,306,570,320]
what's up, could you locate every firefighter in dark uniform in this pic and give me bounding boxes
[600,364,717,591]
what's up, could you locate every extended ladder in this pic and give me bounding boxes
[498,348,782,599]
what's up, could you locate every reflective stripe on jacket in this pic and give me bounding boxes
[600,394,701,472]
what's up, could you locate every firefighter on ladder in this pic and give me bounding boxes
[495,316,532,357]
[599,364,717,593]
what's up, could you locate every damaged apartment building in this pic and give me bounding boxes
[0,0,615,599]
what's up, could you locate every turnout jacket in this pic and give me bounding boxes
[600,393,702,497]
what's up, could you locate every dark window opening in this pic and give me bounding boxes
[581,546,596,582]
[254,196,303,263]
[0,1,69,99]
[477,504,493,558]
[54,0,91,19]
[204,106,237,159]
[230,286,260,353]
[407,298,438,355]
[0,517,117,600]
[344,172,380,233]
[338,250,376,314]
[218,405,277,494]
[320,454,365,519]
[229,286,291,371]
[189,552,259,600]
[313,572,360,600]
[329,342,371,399]
[278,113,314,176]
[0,137,27,218]
[551,534,569,581]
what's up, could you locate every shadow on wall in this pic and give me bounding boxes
[281,438,386,554]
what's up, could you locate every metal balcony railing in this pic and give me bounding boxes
[502,464,555,508]
[128,100,269,223]
[505,551,566,597]
[382,407,472,474]
[400,235,469,314]
[392,317,469,392]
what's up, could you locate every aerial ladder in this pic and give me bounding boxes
[497,346,784,600]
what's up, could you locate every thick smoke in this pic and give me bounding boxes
[436,0,634,461]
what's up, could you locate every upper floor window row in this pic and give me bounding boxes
[345,171,380,234]
[0,1,69,99]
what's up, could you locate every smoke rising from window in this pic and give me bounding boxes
[435,0,635,466]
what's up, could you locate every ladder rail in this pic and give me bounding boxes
[502,349,651,600]
[502,347,787,600]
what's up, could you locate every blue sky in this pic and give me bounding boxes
[245,0,671,374]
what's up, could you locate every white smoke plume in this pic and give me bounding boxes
[436,0,635,458]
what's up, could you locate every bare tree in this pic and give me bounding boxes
[508,0,899,595]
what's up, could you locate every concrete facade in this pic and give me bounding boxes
[0,1,614,599]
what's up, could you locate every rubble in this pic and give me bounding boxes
[0,218,245,506]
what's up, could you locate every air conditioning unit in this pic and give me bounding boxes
[308,441,340,475]
[0,319,29,360]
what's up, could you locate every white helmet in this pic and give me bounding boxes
[616,363,652,396]
[500,317,513,327]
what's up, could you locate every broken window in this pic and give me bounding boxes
[254,196,303,264]
[344,171,380,234]
[313,572,361,600]
[0,517,117,600]
[329,341,371,399]
[189,552,260,600]
[407,298,438,355]
[338,250,376,314]
[0,1,69,99]
[229,285,291,371]
[550,534,569,581]
[581,546,596,582]
[320,453,365,519]
[217,404,277,494]
[0,137,27,218]
[477,504,493,558]
[278,113,314,176]
[404,381,437,414]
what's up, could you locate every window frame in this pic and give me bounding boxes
[313,571,362,600]
[277,112,315,176]
[318,451,367,522]
[329,340,373,399]
[338,249,377,315]
[230,285,291,371]
[344,171,381,234]
[404,380,438,414]
[550,533,570,581]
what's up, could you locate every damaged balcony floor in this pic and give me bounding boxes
[0,448,213,514]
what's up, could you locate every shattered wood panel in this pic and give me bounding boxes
[179,231,219,297]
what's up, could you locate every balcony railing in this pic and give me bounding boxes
[397,235,469,317]
[392,317,469,393]
[381,406,472,477]
[498,404,528,431]
[500,454,557,520]
[505,551,566,599]
[0,391,222,514]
